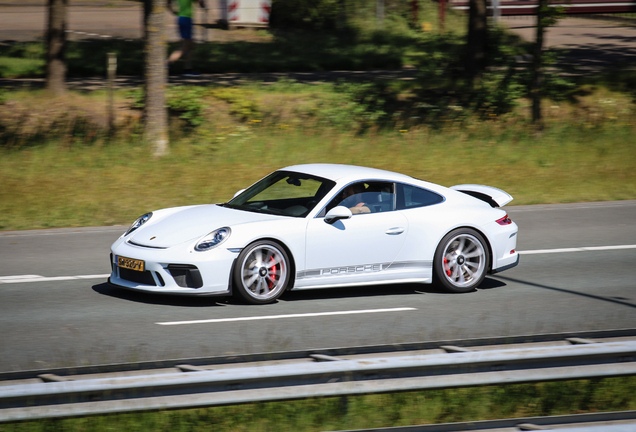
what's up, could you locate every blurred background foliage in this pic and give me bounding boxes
[0,0,635,230]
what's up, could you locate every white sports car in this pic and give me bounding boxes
[109,164,519,304]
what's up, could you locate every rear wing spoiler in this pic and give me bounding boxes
[450,184,513,208]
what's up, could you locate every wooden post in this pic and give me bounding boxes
[107,52,117,132]
[205,6,209,41]
[439,0,446,32]
[376,0,384,28]
[492,0,500,25]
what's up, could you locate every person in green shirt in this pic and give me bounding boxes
[168,0,206,76]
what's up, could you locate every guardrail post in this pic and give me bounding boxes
[107,52,117,133]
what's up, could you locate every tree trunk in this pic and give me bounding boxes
[411,0,419,27]
[465,0,487,83]
[46,0,67,95]
[144,0,169,157]
[143,0,151,38]
[531,0,547,128]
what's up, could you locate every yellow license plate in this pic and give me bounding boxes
[117,256,145,272]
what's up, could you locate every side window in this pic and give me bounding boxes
[396,183,443,210]
[326,181,395,215]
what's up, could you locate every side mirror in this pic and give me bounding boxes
[324,206,352,224]
[233,189,246,198]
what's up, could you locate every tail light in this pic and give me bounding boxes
[496,214,512,225]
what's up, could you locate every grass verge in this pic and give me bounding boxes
[1,377,635,431]
[1,116,635,231]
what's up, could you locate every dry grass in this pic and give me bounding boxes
[1,85,635,231]
[1,123,635,231]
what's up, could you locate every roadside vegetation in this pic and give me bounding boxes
[1,73,635,231]
[2,377,635,432]
[0,1,634,234]
[0,0,467,79]
[1,3,634,232]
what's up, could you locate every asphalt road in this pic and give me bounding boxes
[0,201,635,372]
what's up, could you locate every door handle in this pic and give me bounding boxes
[385,227,405,235]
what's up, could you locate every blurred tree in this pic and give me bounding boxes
[46,0,67,95]
[531,0,562,128]
[144,0,169,156]
[465,0,488,83]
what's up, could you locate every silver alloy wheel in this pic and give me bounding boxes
[441,233,486,289]
[239,244,288,301]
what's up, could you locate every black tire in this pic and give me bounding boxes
[232,240,291,304]
[433,228,489,293]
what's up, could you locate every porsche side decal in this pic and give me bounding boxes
[297,261,431,280]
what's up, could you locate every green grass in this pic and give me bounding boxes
[0,41,46,78]
[1,377,635,432]
[1,115,635,231]
[0,57,44,79]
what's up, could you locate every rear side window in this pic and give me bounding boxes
[396,183,443,210]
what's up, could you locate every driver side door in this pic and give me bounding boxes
[298,181,409,288]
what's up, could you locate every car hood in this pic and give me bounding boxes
[129,204,280,248]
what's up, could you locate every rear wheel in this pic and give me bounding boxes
[233,240,291,304]
[434,228,489,293]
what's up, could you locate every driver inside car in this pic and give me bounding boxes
[339,183,371,214]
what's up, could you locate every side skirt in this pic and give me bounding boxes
[290,278,431,291]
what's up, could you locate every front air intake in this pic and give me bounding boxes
[119,268,157,286]
[167,264,203,288]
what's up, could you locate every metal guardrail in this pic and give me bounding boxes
[451,0,636,15]
[1,337,635,423]
[3,327,635,382]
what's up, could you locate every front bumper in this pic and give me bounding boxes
[109,237,238,295]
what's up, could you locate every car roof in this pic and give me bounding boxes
[282,164,415,183]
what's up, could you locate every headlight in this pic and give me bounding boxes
[195,227,231,251]
[124,212,153,236]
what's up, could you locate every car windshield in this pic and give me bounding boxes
[222,171,336,217]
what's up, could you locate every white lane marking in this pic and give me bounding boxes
[157,308,417,326]
[1,245,635,284]
[520,245,636,255]
[0,275,40,281]
[507,201,636,212]
[0,274,110,284]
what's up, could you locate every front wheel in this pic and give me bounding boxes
[233,240,291,304]
[433,228,489,293]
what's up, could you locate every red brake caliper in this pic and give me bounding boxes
[444,257,451,276]
[268,256,277,289]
